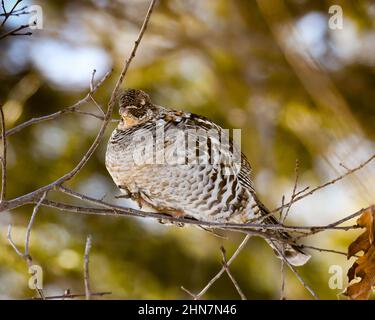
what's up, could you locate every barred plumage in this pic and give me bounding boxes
[105,89,310,266]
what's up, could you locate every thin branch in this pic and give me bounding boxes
[301,244,351,257]
[270,239,319,300]
[7,225,24,256]
[280,260,286,300]
[7,192,47,263]
[84,235,92,300]
[0,5,28,17]
[30,291,111,300]
[1,0,6,19]
[89,69,105,116]
[7,192,47,299]
[181,235,251,300]
[73,109,105,120]
[0,105,6,201]
[1,0,22,26]
[90,69,97,92]
[247,154,375,226]
[0,23,31,40]
[24,192,47,261]
[3,70,111,139]
[220,246,247,300]
[282,159,299,223]
[278,195,285,220]
[272,154,375,215]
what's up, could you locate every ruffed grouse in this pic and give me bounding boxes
[105,89,310,266]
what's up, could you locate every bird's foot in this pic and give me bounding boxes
[116,185,132,199]
[157,218,185,228]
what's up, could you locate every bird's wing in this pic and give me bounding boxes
[156,110,255,192]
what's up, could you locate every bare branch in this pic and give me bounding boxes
[89,69,105,116]
[84,235,93,300]
[280,260,286,300]
[0,5,28,17]
[7,192,47,299]
[0,24,31,40]
[31,291,111,300]
[220,246,247,300]
[182,235,251,299]
[248,154,375,225]
[0,105,6,201]
[3,70,111,139]
[1,0,22,26]
[271,239,319,299]
[24,192,47,261]
[301,244,351,257]
[273,154,375,215]
[90,69,97,92]
[282,159,300,223]
[7,225,24,257]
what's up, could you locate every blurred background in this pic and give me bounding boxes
[0,0,374,299]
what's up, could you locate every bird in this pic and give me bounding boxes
[105,88,310,266]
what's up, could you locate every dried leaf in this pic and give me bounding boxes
[345,206,375,300]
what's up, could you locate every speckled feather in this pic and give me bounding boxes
[105,89,310,266]
[106,110,260,223]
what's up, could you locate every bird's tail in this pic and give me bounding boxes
[254,200,310,267]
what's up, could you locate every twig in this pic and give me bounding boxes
[248,155,375,226]
[0,5,28,17]
[181,235,251,299]
[7,192,47,299]
[30,291,111,300]
[73,109,105,120]
[279,195,285,220]
[89,69,105,116]
[7,192,47,263]
[282,159,299,223]
[270,239,319,300]
[0,105,6,201]
[1,0,22,26]
[220,246,247,300]
[7,225,24,257]
[272,154,375,214]
[84,235,92,300]
[24,192,47,261]
[90,69,97,92]
[1,0,6,20]
[0,24,31,40]
[280,260,286,300]
[301,244,350,257]
[3,70,111,139]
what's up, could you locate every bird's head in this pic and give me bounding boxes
[118,89,156,129]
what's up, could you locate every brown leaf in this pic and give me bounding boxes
[345,206,375,300]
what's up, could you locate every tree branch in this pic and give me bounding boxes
[7,192,47,299]
[1,0,22,27]
[0,105,6,201]
[84,235,93,300]
[181,235,251,299]
[3,70,111,139]
[220,246,247,300]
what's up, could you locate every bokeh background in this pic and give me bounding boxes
[0,0,374,299]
